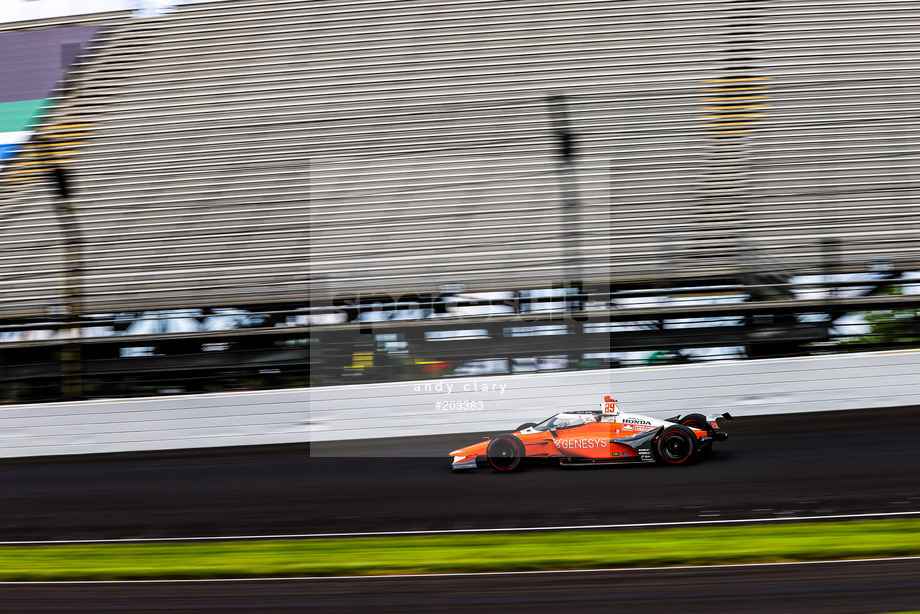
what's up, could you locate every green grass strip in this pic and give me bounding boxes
[0,519,918,581]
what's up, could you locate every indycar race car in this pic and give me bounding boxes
[450,396,731,471]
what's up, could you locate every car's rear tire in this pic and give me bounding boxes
[486,434,525,471]
[656,425,698,465]
[515,422,537,432]
[679,413,712,434]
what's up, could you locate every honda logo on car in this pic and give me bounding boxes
[558,437,608,449]
[623,418,651,425]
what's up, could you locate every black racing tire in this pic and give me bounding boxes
[656,425,698,465]
[515,422,537,432]
[486,434,526,472]
[679,413,712,434]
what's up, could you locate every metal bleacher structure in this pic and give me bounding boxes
[2,0,920,401]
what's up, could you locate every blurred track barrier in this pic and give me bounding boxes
[0,389,308,459]
[0,349,918,458]
[309,349,920,442]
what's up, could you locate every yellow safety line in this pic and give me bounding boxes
[12,158,79,167]
[704,95,769,102]
[702,113,766,120]
[19,151,80,159]
[42,133,92,139]
[702,105,769,111]
[39,122,98,129]
[31,141,84,147]
[707,122,759,127]
[704,87,769,93]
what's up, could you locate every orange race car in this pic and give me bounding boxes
[449,396,732,471]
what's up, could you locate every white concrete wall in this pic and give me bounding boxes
[308,349,920,441]
[0,388,308,458]
[1,349,918,458]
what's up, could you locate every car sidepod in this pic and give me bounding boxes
[612,428,659,463]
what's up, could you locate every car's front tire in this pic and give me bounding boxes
[656,425,698,465]
[486,434,525,471]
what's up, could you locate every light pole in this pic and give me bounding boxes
[548,94,584,315]
[49,163,83,401]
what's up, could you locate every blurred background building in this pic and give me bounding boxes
[1,0,919,402]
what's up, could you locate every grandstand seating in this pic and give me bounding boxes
[2,0,920,319]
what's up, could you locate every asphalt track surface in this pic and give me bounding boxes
[0,406,918,612]
[1,406,919,540]
[2,559,920,613]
